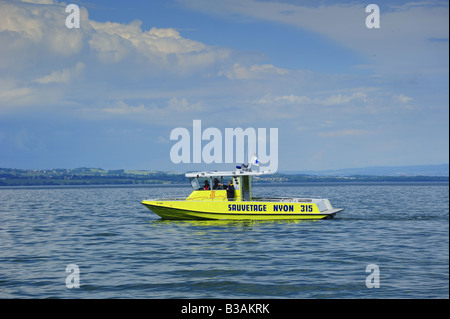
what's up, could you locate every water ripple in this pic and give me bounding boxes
[0,183,448,298]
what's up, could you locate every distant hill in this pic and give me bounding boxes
[0,165,448,186]
[0,168,186,186]
[281,164,449,177]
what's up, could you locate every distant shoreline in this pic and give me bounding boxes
[0,167,448,186]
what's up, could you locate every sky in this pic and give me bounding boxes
[0,0,448,172]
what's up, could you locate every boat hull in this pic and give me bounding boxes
[141,200,343,220]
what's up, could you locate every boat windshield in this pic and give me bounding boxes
[189,176,239,190]
[190,177,200,190]
[189,176,212,190]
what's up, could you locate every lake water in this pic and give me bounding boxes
[0,183,448,299]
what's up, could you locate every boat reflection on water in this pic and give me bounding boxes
[149,218,320,227]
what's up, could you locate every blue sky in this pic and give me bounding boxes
[0,0,448,172]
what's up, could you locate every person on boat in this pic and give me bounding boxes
[226,181,235,200]
[203,180,210,190]
[213,178,222,190]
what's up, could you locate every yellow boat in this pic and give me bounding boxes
[141,164,343,221]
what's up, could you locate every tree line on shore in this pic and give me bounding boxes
[0,167,447,186]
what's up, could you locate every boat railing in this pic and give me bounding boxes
[146,196,319,202]
[252,197,314,202]
[146,196,186,201]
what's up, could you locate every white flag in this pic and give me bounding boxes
[251,155,260,166]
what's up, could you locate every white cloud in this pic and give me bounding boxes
[393,94,413,103]
[0,1,231,75]
[256,94,309,105]
[86,98,206,123]
[34,62,85,84]
[0,0,237,117]
[167,97,204,112]
[102,101,149,115]
[181,0,449,74]
[318,129,370,138]
[250,88,421,125]
[256,91,368,107]
[0,83,33,106]
[220,63,290,79]
[319,92,368,106]
[0,1,443,125]
[275,94,310,104]
[86,20,231,72]
[0,0,84,71]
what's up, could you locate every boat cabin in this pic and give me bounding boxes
[185,168,269,202]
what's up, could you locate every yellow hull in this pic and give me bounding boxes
[141,200,343,220]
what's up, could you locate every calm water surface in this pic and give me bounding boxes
[0,183,448,298]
